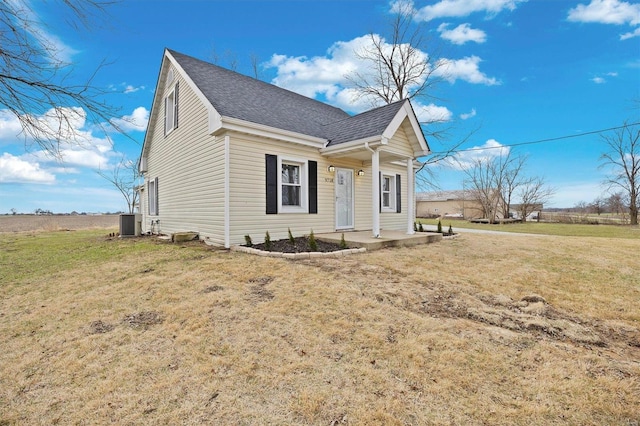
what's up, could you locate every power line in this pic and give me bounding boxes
[428,121,640,155]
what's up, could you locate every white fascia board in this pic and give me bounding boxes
[140,54,170,159]
[215,116,326,148]
[165,50,212,113]
[403,101,430,153]
[381,100,430,156]
[320,136,384,156]
[142,50,223,159]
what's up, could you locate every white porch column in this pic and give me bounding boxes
[371,149,380,238]
[407,158,415,234]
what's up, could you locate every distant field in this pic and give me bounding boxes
[0,229,638,425]
[0,214,119,233]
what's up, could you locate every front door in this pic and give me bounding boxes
[335,168,354,230]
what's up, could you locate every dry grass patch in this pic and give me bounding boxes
[0,230,638,425]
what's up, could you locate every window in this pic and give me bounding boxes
[164,82,179,134]
[265,155,317,215]
[281,163,301,207]
[279,158,307,212]
[381,174,395,211]
[148,177,158,215]
[381,173,401,213]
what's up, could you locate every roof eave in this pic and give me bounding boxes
[211,116,327,148]
[319,136,386,157]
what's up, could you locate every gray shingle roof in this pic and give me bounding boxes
[169,49,415,146]
[324,101,405,146]
[169,49,350,140]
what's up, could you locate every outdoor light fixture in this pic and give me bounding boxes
[327,165,335,172]
[357,169,365,176]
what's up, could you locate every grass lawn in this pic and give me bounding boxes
[1,228,639,425]
[418,218,640,239]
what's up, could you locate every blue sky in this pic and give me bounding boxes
[1,0,639,213]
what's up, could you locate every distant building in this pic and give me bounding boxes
[416,190,484,219]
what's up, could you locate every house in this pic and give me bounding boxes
[416,190,483,219]
[138,49,430,248]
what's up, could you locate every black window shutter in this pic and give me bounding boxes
[265,154,278,214]
[308,161,317,214]
[379,172,382,213]
[396,174,401,213]
[163,96,167,136]
[174,82,179,129]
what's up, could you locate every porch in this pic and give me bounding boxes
[316,230,442,251]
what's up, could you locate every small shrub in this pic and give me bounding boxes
[448,224,453,235]
[419,222,424,232]
[308,229,318,252]
[288,228,295,244]
[264,231,271,251]
[414,222,418,232]
[437,220,442,233]
[339,233,347,250]
[244,234,253,247]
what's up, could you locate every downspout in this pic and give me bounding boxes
[365,142,380,238]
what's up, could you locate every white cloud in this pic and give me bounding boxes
[568,0,640,25]
[447,139,510,170]
[266,35,499,113]
[436,56,501,85]
[0,152,55,184]
[124,85,145,94]
[438,23,487,44]
[414,103,453,124]
[460,108,477,120]
[110,107,149,132]
[591,72,619,83]
[620,27,640,40]
[0,110,25,142]
[414,0,527,21]
[9,0,78,64]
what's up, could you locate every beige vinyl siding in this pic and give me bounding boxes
[379,163,409,231]
[225,133,411,245]
[142,70,225,244]
[383,121,414,159]
[227,132,381,245]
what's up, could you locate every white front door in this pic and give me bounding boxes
[335,168,354,230]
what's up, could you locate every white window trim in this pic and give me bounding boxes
[278,156,308,214]
[148,177,158,216]
[381,173,396,213]
[165,86,177,135]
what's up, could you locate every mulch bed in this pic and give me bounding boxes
[250,236,344,253]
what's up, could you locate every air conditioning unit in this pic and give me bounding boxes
[119,213,142,237]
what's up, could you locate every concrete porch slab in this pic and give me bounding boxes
[316,230,442,251]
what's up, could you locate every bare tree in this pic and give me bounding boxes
[518,177,555,222]
[97,156,142,214]
[0,0,121,157]
[463,156,505,223]
[249,52,261,80]
[346,0,446,106]
[344,0,472,191]
[605,192,626,217]
[599,121,639,225]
